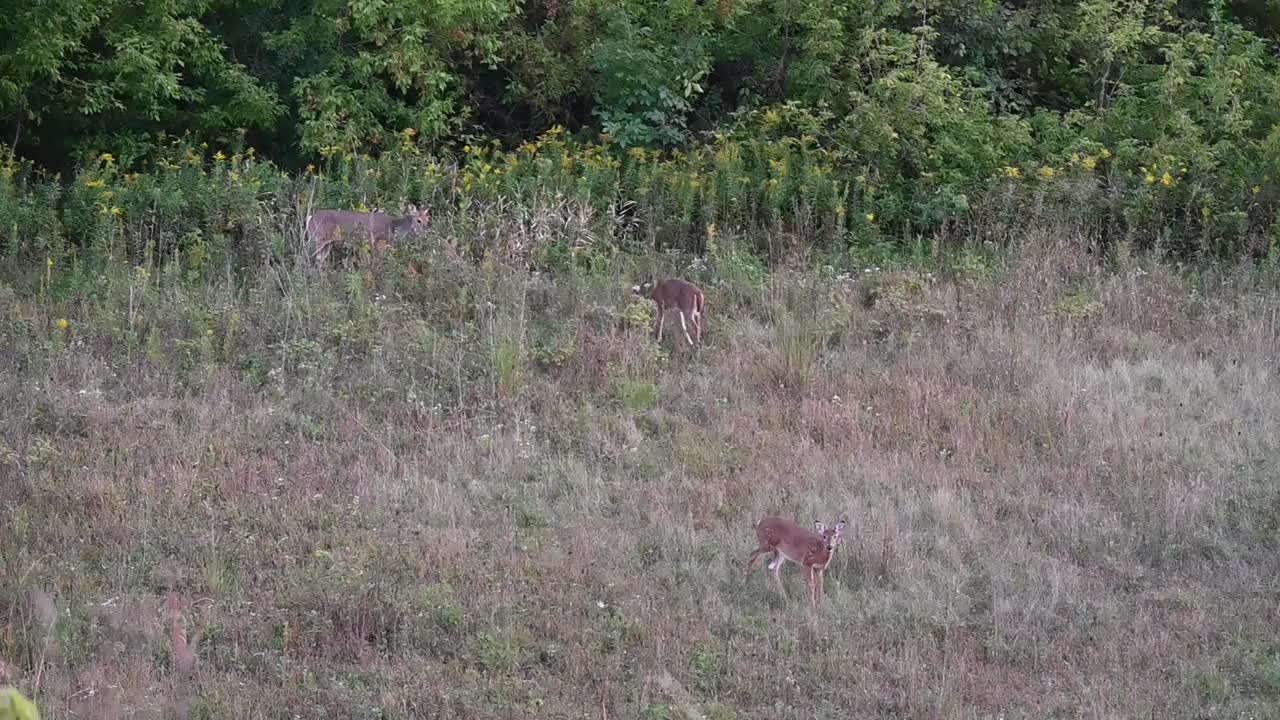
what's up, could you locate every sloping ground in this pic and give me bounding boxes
[2,231,1279,719]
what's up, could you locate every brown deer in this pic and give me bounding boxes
[631,278,705,346]
[306,205,432,264]
[746,516,846,609]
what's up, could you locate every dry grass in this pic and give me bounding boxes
[2,222,1280,719]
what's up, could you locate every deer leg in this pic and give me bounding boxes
[692,311,702,342]
[678,311,694,346]
[808,566,818,609]
[746,547,770,577]
[313,239,332,265]
[768,553,787,600]
[655,310,665,341]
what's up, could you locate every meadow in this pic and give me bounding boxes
[3,190,1280,718]
[6,1,1280,716]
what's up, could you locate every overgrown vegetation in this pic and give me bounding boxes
[3,0,1280,256]
[4,218,1280,717]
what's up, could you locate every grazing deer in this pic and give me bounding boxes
[746,516,846,609]
[631,278,705,346]
[306,205,432,264]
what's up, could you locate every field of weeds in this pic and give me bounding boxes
[3,223,1280,719]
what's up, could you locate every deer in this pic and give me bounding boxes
[631,278,705,346]
[306,205,432,264]
[745,516,846,609]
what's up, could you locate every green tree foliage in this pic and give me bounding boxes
[0,0,281,167]
[0,0,1278,257]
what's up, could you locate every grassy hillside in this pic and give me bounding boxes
[3,221,1280,718]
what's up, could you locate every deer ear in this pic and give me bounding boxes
[835,520,847,535]
[814,521,827,533]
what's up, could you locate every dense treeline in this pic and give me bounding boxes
[2,0,1280,259]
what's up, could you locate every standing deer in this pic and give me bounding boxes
[631,278,705,346]
[746,516,846,609]
[306,205,432,264]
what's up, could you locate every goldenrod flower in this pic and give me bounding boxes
[1082,155,1098,170]
[1001,166,1021,179]
[1038,166,1056,180]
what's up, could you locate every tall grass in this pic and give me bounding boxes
[3,203,1280,717]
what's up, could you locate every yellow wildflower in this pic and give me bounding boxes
[214,150,226,161]
[1038,166,1056,180]
[1252,185,1261,194]
[306,164,316,174]
[1001,166,1022,179]
[866,213,876,223]
[1201,206,1211,218]
[56,318,69,330]
[1100,148,1112,159]
[762,109,781,128]
[110,206,122,216]
[1082,155,1098,170]
[46,257,54,268]
[1145,174,1156,184]
[99,153,114,163]
[85,178,106,188]
[1161,172,1174,186]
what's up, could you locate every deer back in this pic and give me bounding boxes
[307,209,398,246]
[756,516,841,567]
[650,278,703,310]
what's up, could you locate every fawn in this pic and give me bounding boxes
[306,205,432,264]
[631,278,705,346]
[746,516,846,609]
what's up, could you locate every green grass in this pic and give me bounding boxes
[2,219,1280,719]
